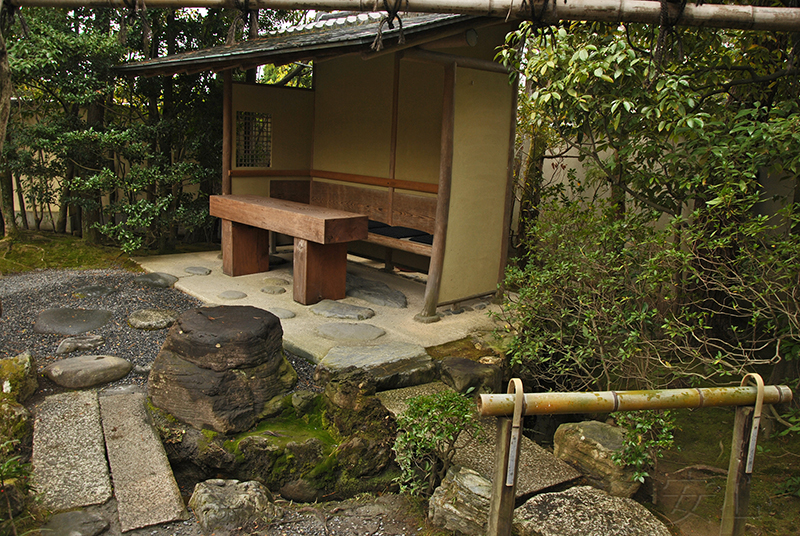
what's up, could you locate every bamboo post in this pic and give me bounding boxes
[720,374,765,536]
[487,379,525,536]
[222,69,232,195]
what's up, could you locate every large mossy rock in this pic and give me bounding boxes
[0,351,37,403]
[554,420,640,497]
[148,306,297,434]
[513,485,671,536]
[429,466,491,536]
[189,479,282,535]
[0,396,32,450]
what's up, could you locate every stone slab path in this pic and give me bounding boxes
[32,391,112,511]
[100,391,188,531]
[377,382,581,499]
[32,389,187,532]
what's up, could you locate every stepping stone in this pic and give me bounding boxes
[261,286,286,295]
[346,274,407,308]
[185,266,212,275]
[310,299,375,320]
[263,277,290,286]
[377,382,581,499]
[32,391,112,511]
[41,510,110,536]
[127,308,179,330]
[100,392,188,531]
[134,272,178,288]
[268,308,296,319]
[72,285,116,298]
[218,290,247,300]
[34,308,113,336]
[316,342,435,390]
[56,334,105,355]
[316,322,385,341]
[43,355,132,389]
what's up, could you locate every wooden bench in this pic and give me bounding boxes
[209,195,368,305]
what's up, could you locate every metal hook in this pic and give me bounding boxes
[505,378,526,486]
[740,373,764,474]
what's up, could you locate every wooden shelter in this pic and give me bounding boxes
[118,12,518,320]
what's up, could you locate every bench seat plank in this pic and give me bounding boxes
[210,195,368,244]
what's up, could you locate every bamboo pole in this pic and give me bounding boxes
[10,0,800,32]
[478,384,793,417]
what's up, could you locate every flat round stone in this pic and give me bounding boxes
[310,300,375,320]
[134,273,178,288]
[128,308,180,330]
[43,355,132,389]
[72,285,116,298]
[316,323,385,341]
[261,286,286,295]
[263,278,290,286]
[34,308,114,336]
[185,266,212,276]
[218,290,247,300]
[268,308,296,319]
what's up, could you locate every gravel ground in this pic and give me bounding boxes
[0,268,430,536]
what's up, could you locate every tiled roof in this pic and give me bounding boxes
[116,12,484,77]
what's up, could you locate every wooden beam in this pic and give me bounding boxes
[498,73,518,294]
[15,0,800,33]
[312,169,438,194]
[403,47,510,74]
[222,70,232,195]
[416,62,455,323]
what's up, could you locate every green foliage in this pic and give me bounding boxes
[392,391,481,497]
[498,21,800,390]
[611,410,676,484]
[0,440,33,535]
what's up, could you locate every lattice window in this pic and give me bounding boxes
[236,111,272,167]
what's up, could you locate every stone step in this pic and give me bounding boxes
[32,391,113,512]
[99,390,188,532]
[377,382,581,498]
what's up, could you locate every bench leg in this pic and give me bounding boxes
[293,238,347,305]
[221,220,271,276]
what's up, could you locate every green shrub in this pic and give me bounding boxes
[611,410,676,483]
[392,391,481,497]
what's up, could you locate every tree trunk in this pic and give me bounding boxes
[0,32,15,238]
[0,167,15,238]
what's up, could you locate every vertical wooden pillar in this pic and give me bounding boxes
[487,418,518,536]
[720,406,754,536]
[498,74,519,294]
[222,69,233,195]
[416,62,456,323]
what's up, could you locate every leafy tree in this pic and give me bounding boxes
[498,21,800,393]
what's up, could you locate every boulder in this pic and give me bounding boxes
[189,479,281,535]
[291,390,319,415]
[316,342,436,391]
[438,357,502,395]
[148,347,296,434]
[0,351,37,402]
[149,306,297,434]
[513,485,671,536]
[43,355,132,389]
[554,420,640,497]
[429,466,491,536]
[280,478,321,503]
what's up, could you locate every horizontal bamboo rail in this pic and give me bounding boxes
[478,384,794,417]
[9,0,800,33]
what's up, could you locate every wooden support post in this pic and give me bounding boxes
[222,70,232,195]
[721,373,765,536]
[293,238,347,305]
[487,379,525,536]
[415,62,455,323]
[221,220,270,276]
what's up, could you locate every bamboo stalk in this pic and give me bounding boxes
[10,0,800,32]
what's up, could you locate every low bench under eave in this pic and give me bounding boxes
[209,195,368,305]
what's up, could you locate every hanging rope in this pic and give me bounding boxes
[371,0,407,51]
